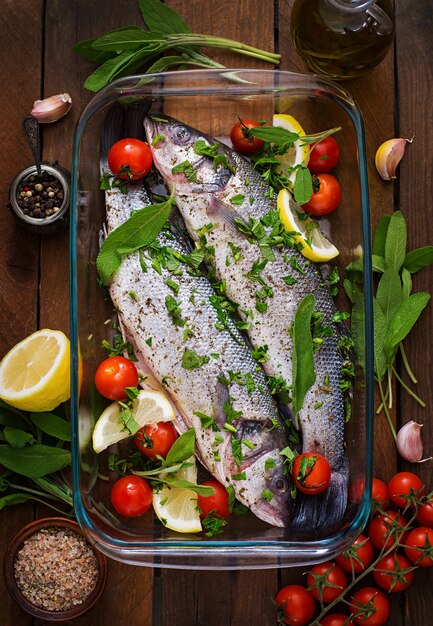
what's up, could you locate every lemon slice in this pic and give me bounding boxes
[92,389,175,453]
[273,113,310,182]
[152,458,202,533]
[0,329,70,411]
[277,188,339,262]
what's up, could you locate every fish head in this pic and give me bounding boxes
[144,115,233,196]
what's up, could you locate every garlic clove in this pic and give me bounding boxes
[396,420,431,463]
[375,137,413,181]
[31,93,72,124]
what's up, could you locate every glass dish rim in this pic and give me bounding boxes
[69,68,374,565]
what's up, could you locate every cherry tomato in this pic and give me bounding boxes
[320,614,352,626]
[108,138,153,180]
[292,452,331,495]
[368,510,408,551]
[373,552,415,592]
[229,119,264,155]
[94,356,139,401]
[404,527,433,567]
[416,502,433,528]
[197,480,230,519]
[350,587,390,626]
[302,173,342,217]
[308,136,340,174]
[307,561,347,603]
[110,475,152,517]
[388,472,425,509]
[275,584,316,626]
[336,534,374,574]
[134,421,178,460]
[372,478,389,509]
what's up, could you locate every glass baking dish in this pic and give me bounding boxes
[70,69,373,569]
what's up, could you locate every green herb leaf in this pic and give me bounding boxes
[401,268,412,299]
[139,0,190,35]
[96,197,173,285]
[0,493,31,510]
[403,246,433,274]
[3,426,35,448]
[372,215,391,257]
[91,27,161,51]
[384,292,431,362]
[165,479,214,496]
[294,167,313,205]
[384,211,407,271]
[250,125,299,144]
[291,294,316,418]
[84,49,149,92]
[164,429,195,467]
[373,298,388,378]
[0,444,71,478]
[376,268,403,326]
[30,413,71,442]
[372,254,386,273]
[181,348,210,370]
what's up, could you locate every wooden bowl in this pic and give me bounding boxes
[3,517,108,622]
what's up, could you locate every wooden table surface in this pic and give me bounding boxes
[1,1,432,624]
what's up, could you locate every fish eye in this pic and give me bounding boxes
[170,124,192,145]
[271,475,290,493]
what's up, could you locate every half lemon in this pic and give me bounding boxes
[277,188,339,262]
[273,113,310,182]
[92,389,175,453]
[0,329,70,411]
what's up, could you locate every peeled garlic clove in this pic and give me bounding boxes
[396,421,431,463]
[375,137,413,181]
[31,93,72,123]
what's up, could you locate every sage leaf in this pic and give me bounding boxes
[96,198,173,285]
[139,0,191,35]
[343,278,361,304]
[250,125,299,144]
[165,480,214,496]
[91,28,166,52]
[384,211,406,271]
[403,246,433,274]
[0,444,71,478]
[84,50,139,92]
[373,298,388,378]
[291,294,316,418]
[0,493,30,510]
[372,214,391,257]
[294,167,313,205]
[372,254,385,273]
[376,268,403,325]
[163,429,195,467]
[401,268,412,298]
[74,26,137,61]
[3,426,35,449]
[384,292,431,362]
[0,406,32,431]
[30,413,71,442]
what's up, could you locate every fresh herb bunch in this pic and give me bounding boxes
[0,399,73,514]
[75,0,280,92]
[345,211,433,440]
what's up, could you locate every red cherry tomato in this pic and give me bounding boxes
[108,138,153,180]
[350,587,390,626]
[229,119,264,155]
[368,510,408,551]
[94,356,139,401]
[308,136,340,174]
[320,614,352,626]
[275,584,316,626]
[302,174,342,216]
[307,561,347,603]
[197,480,230,519]
[134,421,178,460]
[372,478,389,509]
[292,452,331,495]
[110,475,152,517]
[388,472,425,509]
[335,534,374,574]
[416,502,433,528]
[404,527,433,567]
[373,552,415,592]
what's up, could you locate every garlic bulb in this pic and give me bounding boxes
[31,93,72,123]
[375,137,413,181]
[396,421,431,463]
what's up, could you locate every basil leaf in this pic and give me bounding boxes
[401,268,412,298]
[372,254,385,273]
[0,493,30,510]
[165,480,214,496]
[294,167,313,205]
[384,211,406,271]
[0,444,71,478]
[96,198,173,285]
[373,298,388,378]
[403,246,433,274]
[372,215,391,257]
[3,426,35,449]
[384,292,431,361]
[163,429,195,467]
[30,413,71,442]
[376,268,403,325]
[291,294,316,419]
[91,28,165,51]
[139,0,191,35]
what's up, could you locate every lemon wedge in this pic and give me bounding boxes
[273,113,310,182]
[0,329,70,411]
[152,458,202,533]
[92,389,175,453]
[277,188,339,262]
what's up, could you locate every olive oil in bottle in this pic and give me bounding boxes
[290,0,395,80]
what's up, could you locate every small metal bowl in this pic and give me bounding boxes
[9,163,70,233]
[3,517,108,622]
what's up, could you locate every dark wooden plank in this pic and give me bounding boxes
[395,2,433,626]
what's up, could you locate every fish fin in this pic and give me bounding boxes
[290,454,349,535]
[214,378,231,430]
[208,196,245,232]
